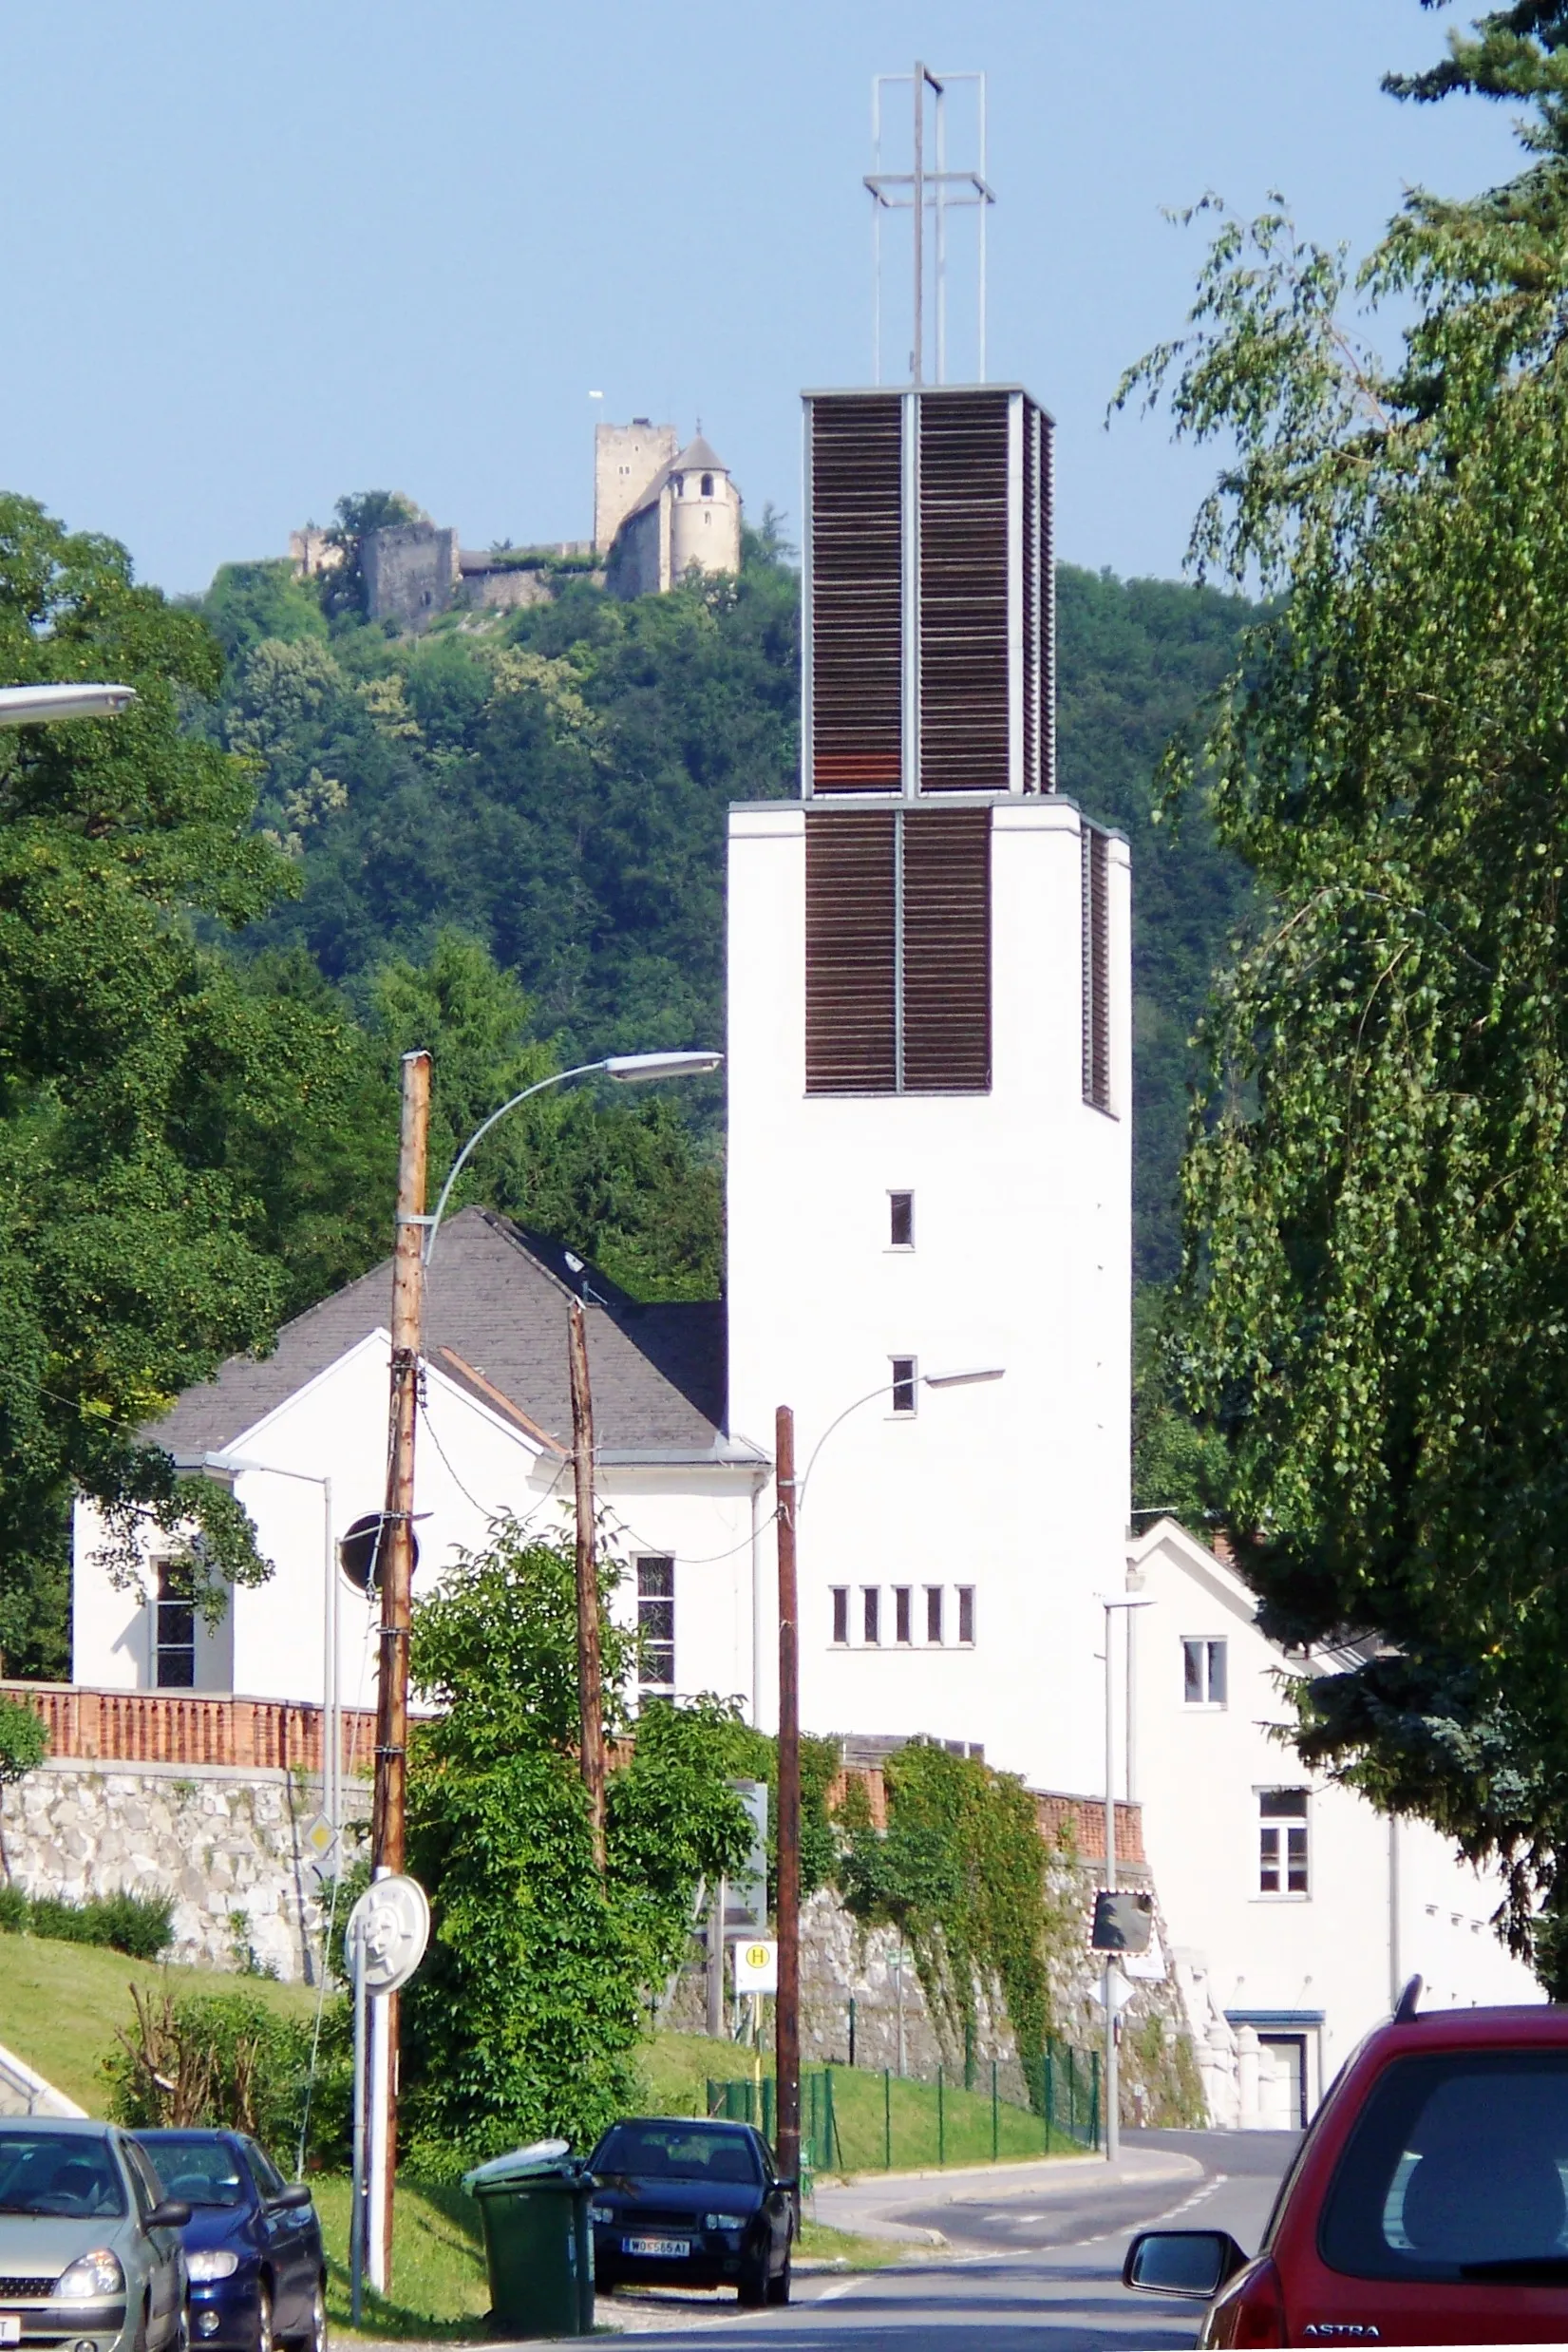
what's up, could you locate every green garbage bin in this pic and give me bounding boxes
[463,2139,595,2338]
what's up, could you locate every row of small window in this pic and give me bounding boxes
[831,1584,975,1648]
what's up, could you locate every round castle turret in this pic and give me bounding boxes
[668,434,742,581]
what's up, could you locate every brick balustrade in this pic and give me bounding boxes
[0,1681,376,1776]
[826,1764,1143,1864]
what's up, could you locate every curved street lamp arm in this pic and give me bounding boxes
[796,1384,897,1514]
[424,1060,609,1264]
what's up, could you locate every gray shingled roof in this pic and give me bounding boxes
[149,1208,737,1462]
[623,435,730,525]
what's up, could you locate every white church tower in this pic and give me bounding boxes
[726,385,1132,1792]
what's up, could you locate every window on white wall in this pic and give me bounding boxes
[926,1585,944,1643]
[862,1587,881,1645]
[636,1557,675,1690]
[1259,1789,1310,1896]
[890,1356,917,1414]
[889,1191,915,1248]
[957,1585,975,1644]
[894,1586,912,1643]
[155,1561,196,1689]
[831,1587,849,1645]
[1182,1638,1228,1706]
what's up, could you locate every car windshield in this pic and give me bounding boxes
[1320,2051,1568,2282]
[139,2137,247,2209]
[593,2126,761,2185]
[0,2133,126,2218]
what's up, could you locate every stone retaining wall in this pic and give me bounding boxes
[1,1759,368,1984]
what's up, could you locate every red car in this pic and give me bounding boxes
[1124,1982,1568,2344]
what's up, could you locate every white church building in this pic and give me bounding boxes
[70,378,1540,2101]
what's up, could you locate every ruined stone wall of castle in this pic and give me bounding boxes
[363,524,460,631]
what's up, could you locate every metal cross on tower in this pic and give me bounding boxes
[865,64,995,387]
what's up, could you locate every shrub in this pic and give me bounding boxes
[104,1985,346,2165]
[0,1885,28,1933]
[19,1891,174,1959]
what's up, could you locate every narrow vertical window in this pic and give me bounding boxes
[636,1557,675,1691]
[1183,1639,1228,1706]
[1259,1790,1310,1896]
[1082,823,1112,1113]
[831,1587,849,1645]
[894,1587,912,1644]
[862,1588,881,1646]
[889,1190,915,1248]
[701,472,714,498]
[925,1585,944,1644]
[155,1561,196,1690]
[957,1586,975,1645]
[890,1356,917,1414]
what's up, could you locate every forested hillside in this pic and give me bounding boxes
[200,524,1252,1282]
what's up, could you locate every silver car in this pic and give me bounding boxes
[0,2119,189,2352]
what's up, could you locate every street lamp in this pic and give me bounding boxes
[368,1040,723,2292]
[0,683,136,726]
[774,1364,1005,2203]
[174,1451,343,1862]
[423,1050,723,1264]
[1098,1595,1155,2165]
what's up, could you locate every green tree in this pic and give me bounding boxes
[196,560,329,670]
[0,1696,47,1880]
[1119,10,1568,1978]
[321,491,427,622]
[402,1522,750,2167]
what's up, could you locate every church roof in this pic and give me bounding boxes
[147,1207,739,1465]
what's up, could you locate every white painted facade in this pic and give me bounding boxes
[72,1332,764,1723]
[726,795,1133,1790]
[1125,1516,1541,2127]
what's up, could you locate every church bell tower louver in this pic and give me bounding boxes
[724,95,1130,1792]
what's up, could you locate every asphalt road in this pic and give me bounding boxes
[589,2130,1302,2352]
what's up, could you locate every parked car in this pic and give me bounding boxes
[586,2117,794,2306]
[1124,1985,1568,2344]
[134,2134,323,2352]
[0,2115,189,2352]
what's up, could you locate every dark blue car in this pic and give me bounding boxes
[135,2132,326,2352]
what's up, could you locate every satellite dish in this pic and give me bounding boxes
[347,1874,431,1995]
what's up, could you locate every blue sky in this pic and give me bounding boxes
[0,3,1524,596]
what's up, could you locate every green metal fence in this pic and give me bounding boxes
[707,2041,1098,2177]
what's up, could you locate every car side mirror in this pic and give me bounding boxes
[269,2186,313,2211]
[146,2200,193,2231]
[773,2177,798,2194]
[1123,2229,1249,2300]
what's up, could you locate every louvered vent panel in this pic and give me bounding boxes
[1082,824,1111,1111]
[804,811,897,1092]
[809,397,904,792]
[917,392,1011,793]
[902,810,992,1091]
[1037,403,1057,795]
[1022,406,1039,795]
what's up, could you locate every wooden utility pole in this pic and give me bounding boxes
[569,1299,606,1871]
[774,1405,801,2200]
[368,1046,430,2292]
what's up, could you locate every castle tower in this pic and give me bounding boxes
[668,435,743,582]
[595,419,678,554]
[725,384,1131,1791]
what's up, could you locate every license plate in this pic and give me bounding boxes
[622,2235,690,2259]
[0,2317,21,2345]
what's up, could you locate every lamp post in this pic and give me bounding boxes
[0,683,136,726]
[773,1365,1005,2200]
[368,1041,722,2291]
[175,1452,340,1854]
[1099,1595,1154,2164]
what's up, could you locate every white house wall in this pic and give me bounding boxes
[727,798,1132,1789]
[1127,1520,1540,2119]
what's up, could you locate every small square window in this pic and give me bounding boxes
[1182,1638,1228,1706]
[894,1586,912,1644]
[957,1585,975,1645]
[889,1191,915,1248]
[831,1587,849,1645]
[862,1587,881,1646]
[636,1556,675,1689]
[925,1585,944,1643]
[890,1356,917,1414]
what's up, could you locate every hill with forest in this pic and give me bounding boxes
[197,522,1254,1284]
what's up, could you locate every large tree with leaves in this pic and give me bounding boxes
[1122,1,1568,1982]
